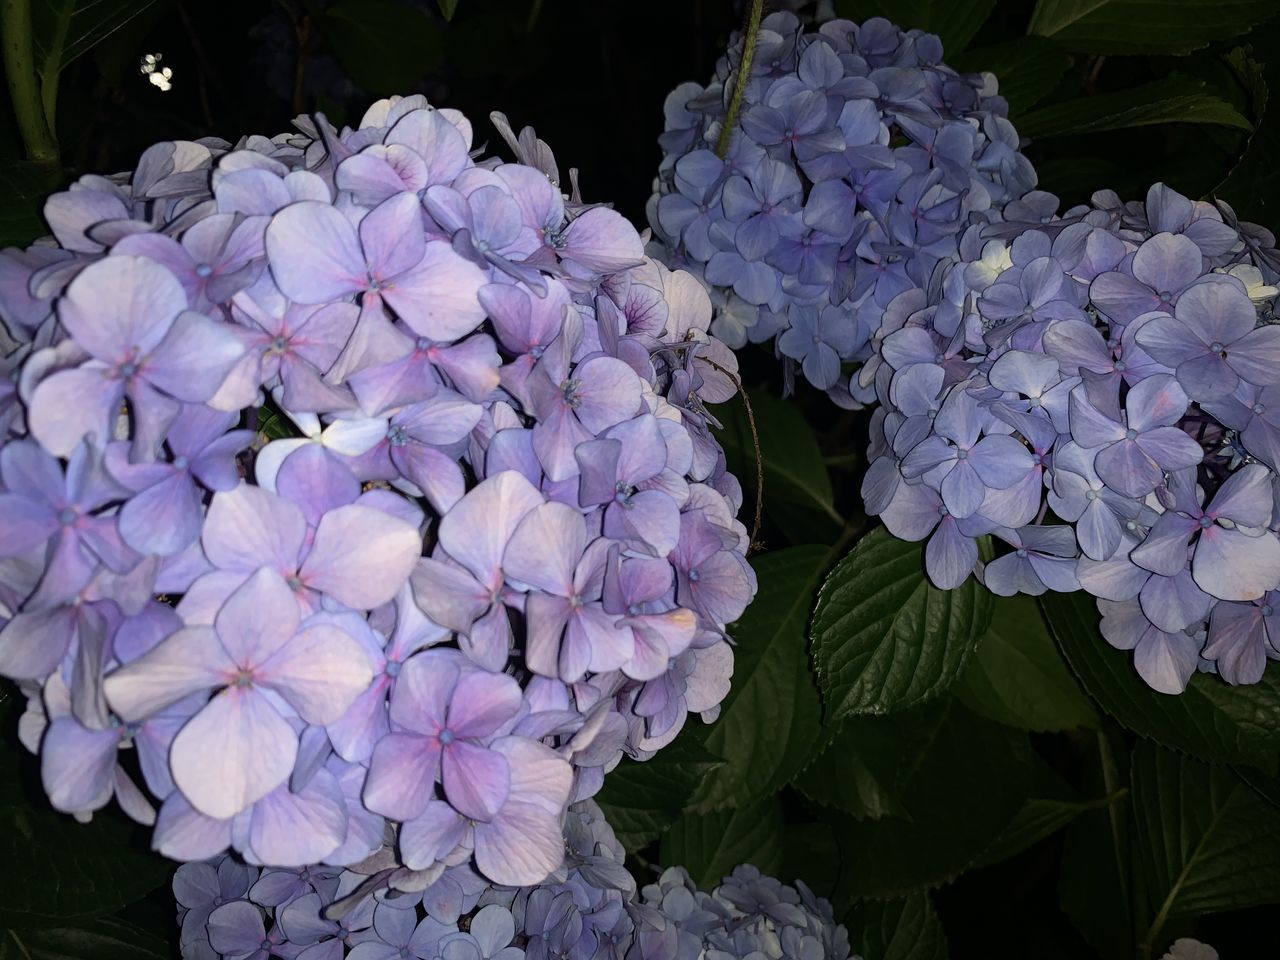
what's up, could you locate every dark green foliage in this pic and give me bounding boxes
[812,528,994,719]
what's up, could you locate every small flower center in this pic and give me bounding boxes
[270,336,289,353]
[233,670,254,689]
[1254,402,1267,415]
[956,448,968,460]
[1264,604,1274,616]
[1157,289,1173,303]
[195,263,214,278]
[1085,489,1099,501]
[439,728,455,745]
[385,660,401,678]
[687,568,700,582]
[1209,341,1226,356]
[173,455,190,471]
[58,507,77,525]
[627,603,642,616]
[387,425,408,447]
[1113,359,1126,371]
[1199,515,1213,529]
[560,378,582,407]
[1124,427,1138,440]
[119,361,139,378]
[1015,547,1028,558]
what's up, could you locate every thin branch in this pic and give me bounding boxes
[704,358,765,554]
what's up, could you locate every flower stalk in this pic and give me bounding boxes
[714,0,764,159]
[1,0,58,163]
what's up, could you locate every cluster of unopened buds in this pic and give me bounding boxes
[863,182,1280,692]
[0,95,754,883]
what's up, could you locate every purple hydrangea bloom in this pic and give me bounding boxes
[649,11,1036,397]
[0,94,753,888]
[861,178,1280,692]
[174,800,849,960]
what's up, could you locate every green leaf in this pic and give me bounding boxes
[812,527,993,720]
[974,792,1123,869]
[0,917,169,960]
[0,742,172,928]
[688,546,828,811]
[1027,0,1279,55]
[594,738,722,852]
[955,594,1098,733]
[1132,742,1280,953]
[321,0,444,94]
[716,390,841,543]
[1041,591,1280,773]
[951,36,1072,114]
[834,0,996,54]
[0,161,61,247]
[846,892,948,960]
[660,795,785,890]
[1059,730,1134,960]
[1017,77,1253,139]
[31,0,163,79]
[436,0,460,19]
[777,822,840,899]
[830,699,1033,901]
[793,718,909,820]
[1216,41,1280,223]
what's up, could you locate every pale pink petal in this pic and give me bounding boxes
[363,732,440,822]
[503,501,584,595]
[171,686,298,819]
[445,670,522,738]
[360,192,427,279]
[203,483,307,574]
[103,626,226,721]
[258,621,373,724]
[442,740,510,821]
[266,201,367,303]
[28,364,124,457]
[383,241,487,343]
[439,471,543,587]
[301,504,421,609]
[144,310,246,401]
[215,567,301,666]
[248,768,348,867]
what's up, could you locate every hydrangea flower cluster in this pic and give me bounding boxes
[175,800,852,960]
[646,11,1037,403]
[862,181,1280,692]
[0,95,755,884]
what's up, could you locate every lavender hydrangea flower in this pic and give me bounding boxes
[860,178,1280,692]
[174,801,851,960]
[649,11,1036,398]
[0,94,753,888]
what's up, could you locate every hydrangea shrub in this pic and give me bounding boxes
[647,11,1037,405]
[0,96,755,883]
